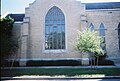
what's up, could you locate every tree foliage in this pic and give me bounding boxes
[75,28,105,68]
[76,28,104,56]
[0,17,16,59]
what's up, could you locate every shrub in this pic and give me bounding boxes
[90,59,114,66]
[27,60,81,66]
[98,60,114,66]
[1,60,19,67]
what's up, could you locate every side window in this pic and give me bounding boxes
[99,23,106,51]
[88,23,94,32]
[118,23,120,50]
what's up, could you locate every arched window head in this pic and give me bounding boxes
[88,23,94,32]
[99,23,105,36]
[45,6,65,50]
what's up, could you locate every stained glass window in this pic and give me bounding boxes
[45,6,65,50]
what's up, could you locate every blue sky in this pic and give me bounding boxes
[2,0,120,15]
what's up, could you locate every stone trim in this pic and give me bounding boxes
[43,50,67,53]
[12,58,82,61]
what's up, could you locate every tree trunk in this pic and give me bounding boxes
[10,54,16,70]
[90,56,93,69]
[93,57,96,69]
[96,56,99,69]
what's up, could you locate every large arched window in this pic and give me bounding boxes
[118,23,120,50]
[45,6,65,50]
[99,23,106,51]
[88,23,94,32]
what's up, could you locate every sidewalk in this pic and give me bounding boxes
[1,76,120,80]
[1,65,120,69]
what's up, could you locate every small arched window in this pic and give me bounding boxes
[88,23,94,32]
[45,6,65,50]
[99,23,105,36]
[118,23,120,50]
[99,23,106,51]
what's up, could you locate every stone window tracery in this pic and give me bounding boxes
[45,6,65,50]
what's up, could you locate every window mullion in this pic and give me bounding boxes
[56,20,58,49]
[61,24,63,49]
[52,21,54,49]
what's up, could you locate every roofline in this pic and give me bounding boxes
[1,13,25,19]
[86,9,120,12]
[81,2,120,4]
[8,13,25,15]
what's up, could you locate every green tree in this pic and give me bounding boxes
[75,28,104,68]
[0,17,17,67]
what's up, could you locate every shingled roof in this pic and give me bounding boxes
[6,14,25,22]
[86,2,120,10]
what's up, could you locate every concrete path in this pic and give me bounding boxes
[1,79,120,81]
[2,65,120,69]
[1,76,120,81]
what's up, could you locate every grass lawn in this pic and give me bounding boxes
[1,68,120,77]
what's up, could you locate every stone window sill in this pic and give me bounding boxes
[43,49,66,53]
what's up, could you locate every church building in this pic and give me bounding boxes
[7,0,120,66]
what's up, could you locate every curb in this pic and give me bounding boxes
[1,76,120,80]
